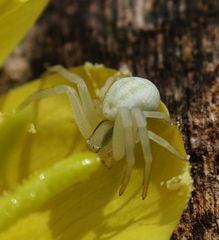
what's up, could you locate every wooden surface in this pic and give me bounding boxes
[0,0,219,239]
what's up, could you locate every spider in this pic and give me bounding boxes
[18,65,186,199]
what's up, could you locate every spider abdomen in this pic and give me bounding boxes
[102,77,160,120]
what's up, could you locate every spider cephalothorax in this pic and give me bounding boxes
[18,65,186,199]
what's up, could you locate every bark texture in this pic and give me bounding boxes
[0,0,219,239]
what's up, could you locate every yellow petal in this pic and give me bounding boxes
[0,108,33,189]
[0,151,100,230]
[0,64,192,240]
[0,0,48,65]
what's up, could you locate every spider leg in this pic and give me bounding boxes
[119,108,135,196]
[17,84,93,139]
[48,65,99,129]
[143,111,172,122]
[132,109,152,199]
[147,130,186,160]
[112,112,125,161]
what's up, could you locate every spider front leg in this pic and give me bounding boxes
[47,65,100,128]
[133,109,186,199]
[116,108,135,196]
[132,109,152,199]
[17,84,93,139]
[112,111,125,161]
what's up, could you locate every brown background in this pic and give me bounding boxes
[0,0,219,239]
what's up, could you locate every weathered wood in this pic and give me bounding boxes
[0,0,219,239]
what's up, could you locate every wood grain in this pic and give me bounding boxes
[0,0,219,239]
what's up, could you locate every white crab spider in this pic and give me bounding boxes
[18,65,186,199]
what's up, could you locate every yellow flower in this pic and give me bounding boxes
[0,63,192,240]
[0,1,192,239]
[0,0,49,65]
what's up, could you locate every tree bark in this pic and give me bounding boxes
[0,0,219,239]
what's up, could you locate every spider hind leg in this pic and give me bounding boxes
[147,130,186,161]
